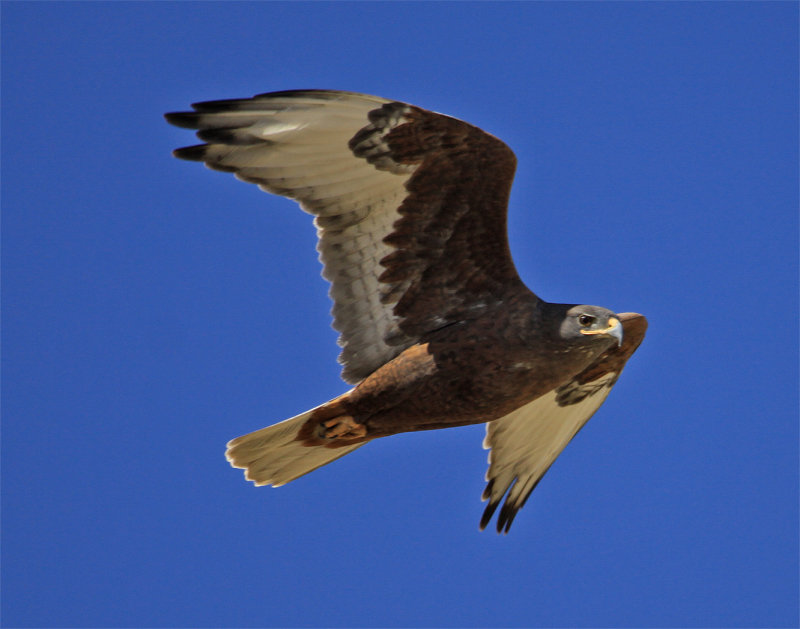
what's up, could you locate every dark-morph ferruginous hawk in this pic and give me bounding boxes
[165,90,647,533]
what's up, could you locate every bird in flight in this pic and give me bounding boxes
[166,90,647,533]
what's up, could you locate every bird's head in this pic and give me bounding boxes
[550,304,623,349]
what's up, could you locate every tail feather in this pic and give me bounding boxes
[226,399,366,487]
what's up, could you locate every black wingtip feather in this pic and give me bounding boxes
[164,111,201,129]
[188,91,339,113]
[479,475,544,534]
[479,500,500,531]
[190,98,255,113]
[497,503,520,534]
[172,145,208,161]
[196,128,265,146]
[481,478,495,501]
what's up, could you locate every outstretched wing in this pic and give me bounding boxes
[166,90,524,384]
[480,312,648,534]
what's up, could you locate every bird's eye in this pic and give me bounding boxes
[578,314,596,327]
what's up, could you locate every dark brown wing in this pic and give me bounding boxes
[166,90,525,383]
[373,106,525,338]
[480,313,648,533]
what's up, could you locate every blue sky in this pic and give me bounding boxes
[3,2,797,627]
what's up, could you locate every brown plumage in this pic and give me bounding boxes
[165,90,647,533]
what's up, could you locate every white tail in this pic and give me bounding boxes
[225,400,366,487]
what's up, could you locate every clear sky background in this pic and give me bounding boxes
[3,2,798,627]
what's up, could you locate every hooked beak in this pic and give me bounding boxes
[580,316,623,347]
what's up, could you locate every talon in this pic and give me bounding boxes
[320,415,367,440]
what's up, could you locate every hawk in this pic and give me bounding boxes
[165,90,647,533]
